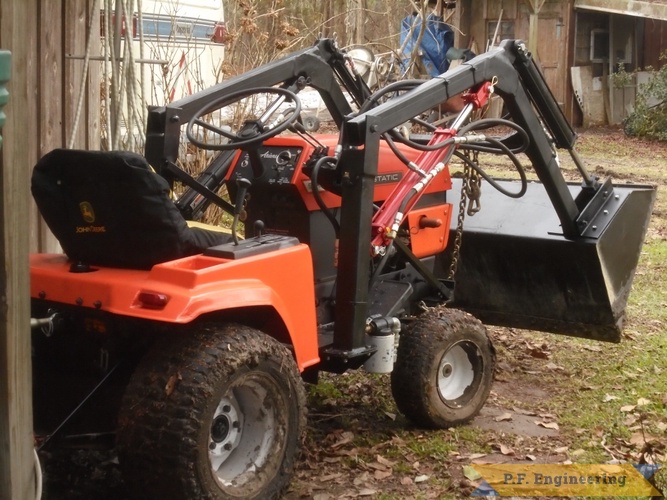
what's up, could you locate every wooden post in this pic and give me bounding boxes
[526,0,546,56]
[1,0,39,497]
[0,47,37,500]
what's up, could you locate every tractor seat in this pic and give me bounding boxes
[31,148,232,270]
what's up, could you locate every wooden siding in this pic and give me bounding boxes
[0,1,100,498]
[462,0,574,120]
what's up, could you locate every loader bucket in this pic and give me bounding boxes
[437,179,656,342]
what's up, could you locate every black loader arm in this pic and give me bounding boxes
[334,39,656,350]
[344,40,582,237]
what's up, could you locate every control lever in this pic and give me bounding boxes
[232,176,252,245]
[254,220,265,241]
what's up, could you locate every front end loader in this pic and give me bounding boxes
[30,38,655,499]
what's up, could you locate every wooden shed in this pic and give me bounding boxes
[452,0,667,125]
[0,0,99,497]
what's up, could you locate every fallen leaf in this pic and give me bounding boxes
[463,466,481,481]
[494,412,513,422]
[374,469,393,480]
[331,432,354,449]
[353,472,370,486]
[367,462,389,471]
[535,421,559,430]
[620,405,636,412]
[468,453,488,460]
[400,476,413,485]
[630,432,660,446]
[358,488,377,496]
[603,394,619,402]
[581,384,600,391]
[319,473,343,482]
[554,446,569,454]
[570,449,586,457]
[624,415,639,426]
[526,454,537,461]
[376,455,394,467]
[637,397,651,406]
[582,344,602,352]
[384,412,397,421]
[164,372,182,396]
[500,444,514,456]
[512,406,537,416]
[528,348,550,359]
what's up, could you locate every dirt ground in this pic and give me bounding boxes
[36,126,666,499]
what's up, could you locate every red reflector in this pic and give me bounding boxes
[137,291,170,309]
[211,21,227,44]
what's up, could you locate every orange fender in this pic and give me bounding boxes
[30,244,320,371]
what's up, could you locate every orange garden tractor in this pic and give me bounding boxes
[30,39,655,499]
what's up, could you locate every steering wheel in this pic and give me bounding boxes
[186,87,301,151]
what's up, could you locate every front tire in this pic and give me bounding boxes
[116,324,306,500]
[391,307,495,428]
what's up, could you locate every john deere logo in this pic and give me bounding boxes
[80,202,95,223]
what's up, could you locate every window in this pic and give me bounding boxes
[590,29,609,62]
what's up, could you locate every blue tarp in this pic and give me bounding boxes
[400,12,454,77]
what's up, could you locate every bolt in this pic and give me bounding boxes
[94,300,102,309]
[222,405,231,413]
[75,297,83,306]
[603,210,609,215]
[615,194,620,200]
[370,124,378,132]
[232,421,240,429]
[209,442,216,450]
[170,114,180,123]
[223,443,233,451]
[39,291,46,299]
[592,225,598,231]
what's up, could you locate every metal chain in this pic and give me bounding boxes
[447,150,482,280]
[464,150,482,215]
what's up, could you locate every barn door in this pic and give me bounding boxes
[537,16,566,106]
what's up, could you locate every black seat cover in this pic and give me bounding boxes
[32,149,230,269]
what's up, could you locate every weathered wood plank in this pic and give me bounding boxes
[64,0,89,149]
[0,0,39,497]
[86,0,102,151]
[35,0,65,253]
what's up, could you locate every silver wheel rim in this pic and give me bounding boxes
[208,373,285,488]
[437,341,481,407]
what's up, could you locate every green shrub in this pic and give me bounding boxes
[623,51,667,141]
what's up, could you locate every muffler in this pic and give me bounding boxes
[438,178,656,342]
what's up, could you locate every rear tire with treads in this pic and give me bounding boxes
[116,323,306,500]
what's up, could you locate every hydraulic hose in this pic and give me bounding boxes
[310,155,341,237]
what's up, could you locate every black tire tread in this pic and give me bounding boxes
[116,324,306,500]
[391,307,495,428]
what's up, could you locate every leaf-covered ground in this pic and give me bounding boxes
[37,127,666,499]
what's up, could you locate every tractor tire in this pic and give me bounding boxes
[116,323,306,500]
[391,307,495,428]
[301,114,320,132]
